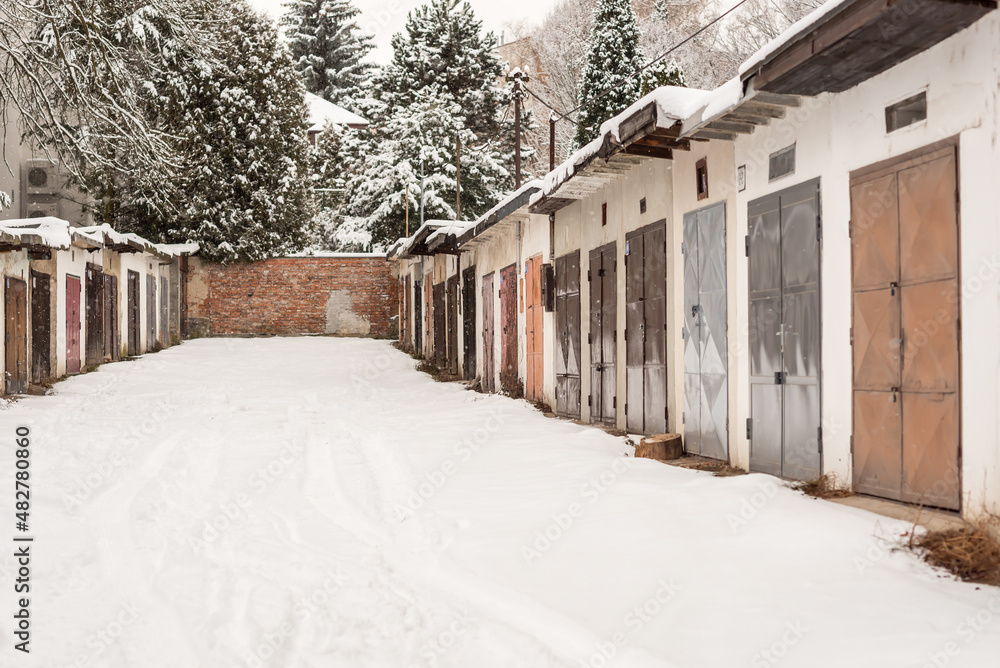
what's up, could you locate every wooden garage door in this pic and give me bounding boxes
[481,272,495,392]
[66,274,82,373]
[433,282,446,369]
[5,277,28,394]
[462,267,477,380]
[525,255,544,402]
[30,271,51,383]
[589,243,616,424]
[851,145,960,510]
[447,275,459,375]
[85,264,104,366]
[127,270,140,357]
[555,252,581,418]
[625,221,667,434]
[499,264,519,396]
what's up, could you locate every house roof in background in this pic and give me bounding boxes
[305,92,369,131]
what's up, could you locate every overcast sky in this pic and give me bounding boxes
[247,0,561,64]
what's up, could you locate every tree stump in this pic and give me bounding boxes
[635,433,683,461]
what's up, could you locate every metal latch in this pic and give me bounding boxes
[774,371,786,385]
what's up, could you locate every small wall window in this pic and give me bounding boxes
[602,202,607,226]
[696,159,709,200]
[769,144,796,181]
[886,92,927,133]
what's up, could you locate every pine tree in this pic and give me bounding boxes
[110,1,312,262]
[574,0,645,147]
[640,58,686,96]
[344,88,508,250]
[377,0,504,138]
[281,0,375,110]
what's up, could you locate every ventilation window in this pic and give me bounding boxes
[696,159,709,200]
[769,144,796,181]
[602,202,607,226]
[886,92,927,133]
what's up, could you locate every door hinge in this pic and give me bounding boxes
[682,411,685,424]
[625,403,628,414]
[587,270,592,282]
[817,426,823,454]
[681,241,686,255]
[588,332,592,344]
[613,396,617,409]
[588,395,592,407]
[681,327,687,340]
[745,235,750,257]
[612,329,617,341]
[816,214,822,241]
[746,418,752,440]
[665,406,669,421]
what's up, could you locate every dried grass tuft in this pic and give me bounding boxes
[914,517,1000,586]
[795,474,853,499]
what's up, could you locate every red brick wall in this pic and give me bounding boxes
[187,256,399,337]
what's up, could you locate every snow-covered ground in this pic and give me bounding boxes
[0,338,998,667]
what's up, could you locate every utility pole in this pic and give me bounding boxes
[456,134,461,221]
[506,68,529,189]
[420,151,425,228]
[405,183,409,237]
[549,112,557,172]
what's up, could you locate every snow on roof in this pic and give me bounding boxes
[738,0,853,78]
[426,219,476,246]
[157,242,200,256]
[679,76,745,136]
[533,86,712,204]
[306,92,369,131]
[0,217,73,250]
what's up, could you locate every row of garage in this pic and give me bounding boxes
[390,1,1000,521]
[1,218,194,394]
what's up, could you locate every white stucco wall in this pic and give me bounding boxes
[733,13,1000,518]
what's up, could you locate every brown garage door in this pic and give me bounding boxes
[447,275,459,375]
[5,276,28,394]
[433,282,446,368]
[482,272,495,392]
[589,243,616,424]
[525,255,544,402]
[555,252,581,418]
[127,270,140,356]
[103,274,119,362]
[851,144,960,510]
[499,264,519,396]
[462,267,477,380]
[625,221,667,434]
[413,279,422,353]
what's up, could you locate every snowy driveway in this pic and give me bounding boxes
[0,338,998,667]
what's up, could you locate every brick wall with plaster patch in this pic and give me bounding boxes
[185,256,398,338]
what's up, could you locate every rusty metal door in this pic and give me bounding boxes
[851,146,960,509]
[447,275,459,375]
[683,203,729,460]
[482,272,495,392]
[146,274,157,351]
[30,271,51,383]
[525,255,544,402]
[625,222,667,434]
[413,279,422,352]
[555,252,582,417]
[499,264,519,396]
[462,267,477,380]
[424,278,432,358]
[104,275,119,361]
[66,274,82,373]
[5,277,28,394]
[160,275,169,346]
[127,270,140,356]
[433,282,446,368]
[589,243,616,423]
[85,264,104,366]
[748,179,821,481]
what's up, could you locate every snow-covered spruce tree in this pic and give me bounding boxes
[281,0,375,110]
[113,1,311,261]
[302,121,372,251]
[574,0,645,147]
[377,0,504,138]
[640,58,685,96]
[344,88,508,250]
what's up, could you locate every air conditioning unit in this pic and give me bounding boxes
[25,200,59,219]
[24,159,60,196]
